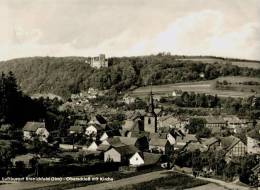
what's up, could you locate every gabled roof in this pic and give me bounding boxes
[108,136,138,147]
[97,144,110,151]
[184,142,207,152]
[176,134,197,144]
[111,145,138,156]
[142,152,161,166]
[220,135,242,151]
[223,116,242,124]
[23,122,45,132]
[150,138,168,147]
[194,116,226,124]
[149,132,168,139]
[201,137,219,147]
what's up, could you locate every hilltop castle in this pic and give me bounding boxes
[85,54,108,69]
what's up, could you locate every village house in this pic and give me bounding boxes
[85,123,104,140]
[247,125,260,155]
[82,141,99,152]
[149,138,173,154]
[172,90,182,97]
[203,116,227,129]
[220,135,247,161]
[23,121,49,142]
[200,137,220,152]
[129,152,161,167]
[99,130,121,141]
[104,145,138,163]
[174,134,197,150]
[223,115,246,133]
[123,94,136,104]
[157,115,179,128]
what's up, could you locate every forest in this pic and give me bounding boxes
[0,55,259,98]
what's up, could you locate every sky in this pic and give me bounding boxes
[1,0,260,60]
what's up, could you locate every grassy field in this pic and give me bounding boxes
[113,172,208,190]
[131,78,258,98]
[177,57,260,69]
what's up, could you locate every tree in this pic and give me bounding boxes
[185,118,206,134]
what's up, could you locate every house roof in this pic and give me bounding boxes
[112,145,138,156]
[23,122,45,132]
[184,142,207,152]
[150,138,168,147]
[201,137,219,147]
[220,135,241,150]
[195,116,226,124]
[223,116,242,124]
[142,152,161,166]
[176,134,197,144]
[97,144,110,151]
[108,136,138,147]
[149,132,168,139]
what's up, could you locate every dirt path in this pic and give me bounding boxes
[69,170,168,190]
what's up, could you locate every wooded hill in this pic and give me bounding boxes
[0,55,259,98]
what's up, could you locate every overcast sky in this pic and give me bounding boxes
[1,0,260,60]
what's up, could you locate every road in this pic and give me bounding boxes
[69,170,168,190]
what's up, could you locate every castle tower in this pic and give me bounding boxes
[144,90,157,133]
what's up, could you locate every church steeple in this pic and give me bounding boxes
[144,84,157,133]
[148,90,155,113]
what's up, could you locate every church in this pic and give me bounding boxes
[144,91,157,133]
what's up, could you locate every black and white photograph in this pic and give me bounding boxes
[0,0,259,189]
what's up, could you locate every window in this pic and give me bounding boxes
[148,118,151,124]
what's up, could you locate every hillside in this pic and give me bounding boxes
[0,55,259,98]
[176,55,260,69]
[131,77,260,98]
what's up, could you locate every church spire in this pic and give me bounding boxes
[148,82,155,113]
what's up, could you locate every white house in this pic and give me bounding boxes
[85,124,103,139]
[87,141,98,151]
[172,90,182,97]
[129,152,144,166]
[104,145,138,163]
[23,122,49,142]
